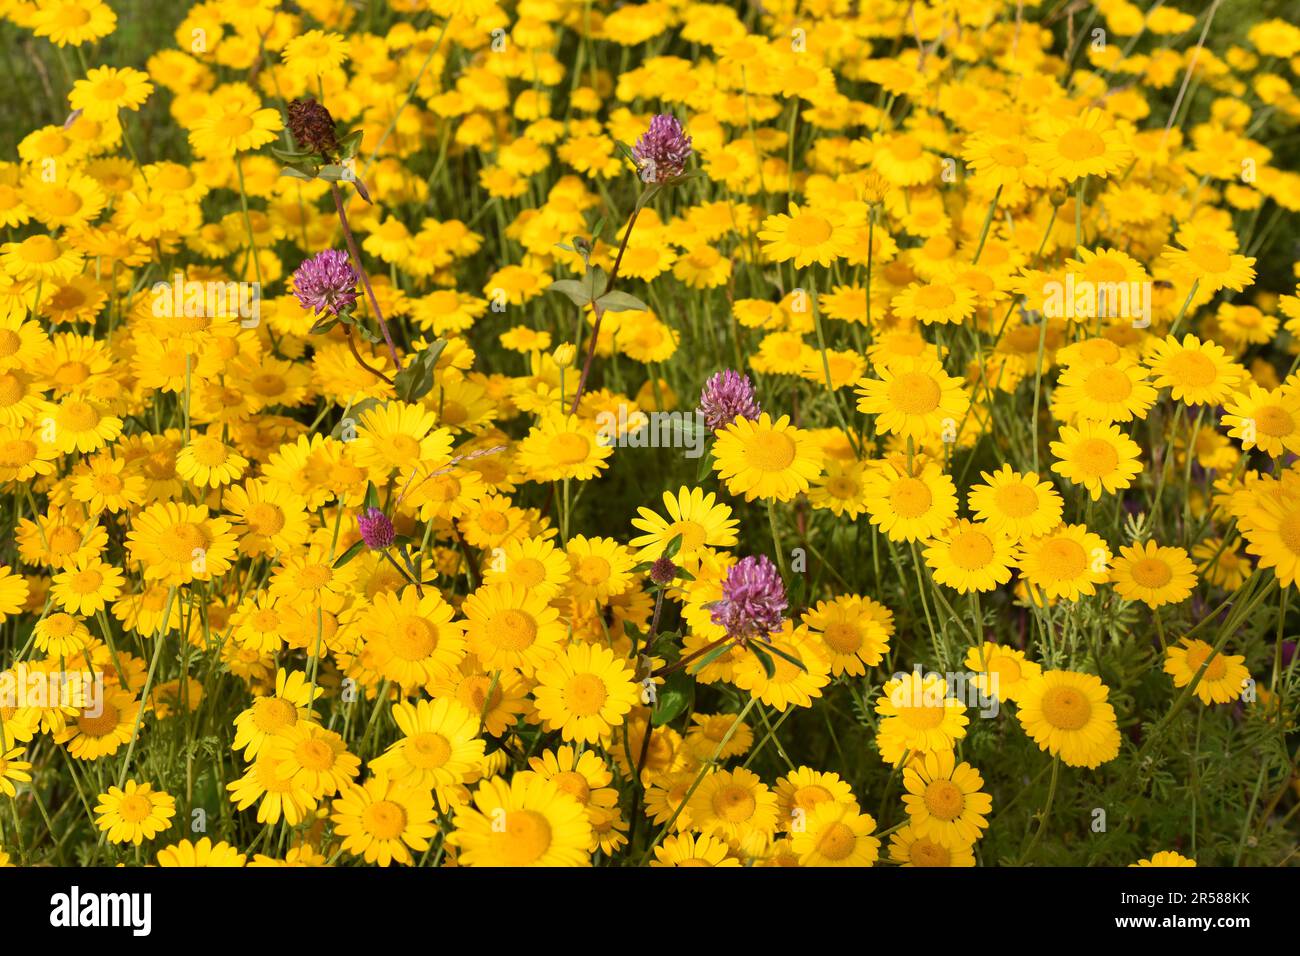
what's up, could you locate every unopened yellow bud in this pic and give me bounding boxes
[553,343,577,368]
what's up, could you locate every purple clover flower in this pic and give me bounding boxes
[632,114,692,184]
[710,555,787,643]
[356,507,394,551]
[293,249,360,317]
[698,369,761,432]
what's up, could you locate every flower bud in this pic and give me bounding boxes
[553,343,577,368]
[287,98,340,156]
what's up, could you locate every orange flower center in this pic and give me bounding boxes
[712,783,756,822]
[1129,557,1172,589]
[362,800,407,840]
[490,609,537,651]
[889,477,933,519]
[888,372,941,414]
[1057,128,1104,161]
[564,672,608,716]
[923,779,965,820]
[1040,685,1092,730]
[745,430,797,471]
[948,529,995,569]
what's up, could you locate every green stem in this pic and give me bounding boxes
[766,499,786,576]
[1018,756,1060,865]
[971,185,1003,265]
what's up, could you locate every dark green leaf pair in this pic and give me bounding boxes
[393,339,448,402]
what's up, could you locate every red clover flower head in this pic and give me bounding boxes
[698,369,761,432]
[356,507,395,551]
[293,249,360,316]
[710,554,787,643]
[632,114,692,184]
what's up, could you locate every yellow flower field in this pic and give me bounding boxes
[0,0,1298,870]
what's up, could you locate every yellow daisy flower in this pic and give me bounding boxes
[1131,850,1197,867]
[463,583,565,676]
[730,621,832,712]
[1049,420,1143,500]
[757,203,855,268]
[862,460,959,543]
[964,642,1043,704]
[1112,540,1197,607]
[711,413,824,503]
[790,801,881,867]
[330,776,438,867]
[923,519,1016,594]
[533,642,639,743]
[1223,384,1300,457]
[1017,670,1122,769]
[889,823,976,866]
[651,832,741,867]
[629,485,738,567]
[1164,638,1251,705]
[855,357,969,442]
[1016,524,1111,602]
[967,464,1064,542]
[902,749,993,848]
[156,838,246,867]
[800,594,893,676]
[875,671,969,753]
[449,773,593,867]
[1145,334,1246,406]
[94,780,176,846]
